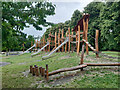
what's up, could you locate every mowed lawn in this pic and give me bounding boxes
[1,51,119,88]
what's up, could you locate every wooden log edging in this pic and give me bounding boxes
[48,64,87,76]
[86,63,120,66]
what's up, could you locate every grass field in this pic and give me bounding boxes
[1,51,119,88]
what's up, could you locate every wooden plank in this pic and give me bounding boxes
[48,64,87,76]
[82,39,96,51]
[95,30,99,58]
[49,34,55,37]
[77,25,80,55]
[86,63,120,66]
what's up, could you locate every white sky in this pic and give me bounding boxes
[22,1,93,37]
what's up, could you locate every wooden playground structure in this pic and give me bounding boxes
[27,13,99,58]
[28,13,120,81]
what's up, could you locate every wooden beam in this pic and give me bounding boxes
[82,39,96,51]
[48,64,87,76]
[80,18,86,65]
[86,63,120,66]
[77,25,80,55]
[49,34,55,37]
[95,30,99,58]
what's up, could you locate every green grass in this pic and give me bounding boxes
[1,51,119,88]
[102,51,119,58]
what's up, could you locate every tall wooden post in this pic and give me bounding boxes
[30,65,33,73]
[71,30,74,53]
[36,40,38,51]
[95,30,99,58]
[49,33,51,52]
[34,40,36,52]
[43,35,45,51]
[35,66,39,76]
[55,32,57,49]
[46,64,49,81]
[77,25,80,55]
[62,29,64,52]
[76,30,78,53]
[39,67,42,75]
[22,43,24,52]
[65,32,68,53]
[39,40,41,49]
[68,27,71,53]
[31,41,33,53]
[85,18,89,55]
[58,29,60,52]
[80,17,86,66]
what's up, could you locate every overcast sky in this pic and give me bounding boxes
[22,1,93,37]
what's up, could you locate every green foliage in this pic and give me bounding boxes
[83,1,120,51]
[70,9,82,28]
[99,2,120,50]
[2,2,55,51]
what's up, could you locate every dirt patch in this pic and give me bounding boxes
[18,59,42,65]
[22,70,30,77]
[100,53,119,59]
[60,55,71,60]
[0,62,11,66]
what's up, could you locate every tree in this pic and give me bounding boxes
[70,10,82,28]
[99,1,120,50]
[2,2,55,51]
